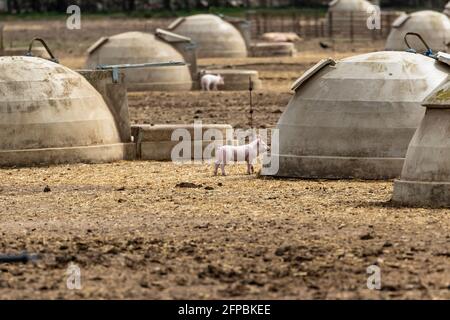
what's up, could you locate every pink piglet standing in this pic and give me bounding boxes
[214,137,270,176]
[201,74,225,91]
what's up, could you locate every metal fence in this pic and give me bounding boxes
[246,10,403,40]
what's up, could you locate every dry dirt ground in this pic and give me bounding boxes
[128,43,386,128]
[0,162,449,299]
[0,19,448,300]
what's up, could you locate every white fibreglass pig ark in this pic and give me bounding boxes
[214,137,270,176]
[201,74,225,91]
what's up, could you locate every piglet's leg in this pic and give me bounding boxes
[214,163,220,176]
[221,163,227,176]
[247,162,253,175]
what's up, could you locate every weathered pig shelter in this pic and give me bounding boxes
[445,2,450,17]
[328,0,372,12]
[167,14,248,58]
[0,56,134,167]
[385,10,450,52]
[326,0,375,38]
[393,78,450,207]
[262,51,450,179]
[131,124,233,161]
[85,31,193,92]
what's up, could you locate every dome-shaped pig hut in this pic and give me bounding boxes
[327,0,374,38]
[262,51,450,179]
[85,31,193,92]
[328,0,372,13]
[444,2,450,17]
[393,79,450,207]
[385,11,450,52]
[0,56,131,167]
[167,14,247,58]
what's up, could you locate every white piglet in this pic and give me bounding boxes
[214,137,270,176]
[201,74,225,91]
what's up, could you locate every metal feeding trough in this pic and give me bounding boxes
[85,30,195,92]
[262,34,450,179]
[393,53,450,207]
[167,14,248,58]
[0,39,135,167]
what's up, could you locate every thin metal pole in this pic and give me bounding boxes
[0,24,4,52]
[96,61,186,70]
[249,76,254,129]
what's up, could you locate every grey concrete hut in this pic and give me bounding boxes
[167,14,248,58]
[393,73,450,207]
[328,0,373,13]
[85,31,194,92]
[262,51,450,179]
[0,56,134,167]
[444,2,450,17]
[326,0,375,38]
[385,10,450,52]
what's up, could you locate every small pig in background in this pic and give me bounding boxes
[214,136,270,176]
[201,74,225,91]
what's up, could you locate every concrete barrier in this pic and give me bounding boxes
[200,69,262,91]
[250,42,296,57]
[131,124,234,161]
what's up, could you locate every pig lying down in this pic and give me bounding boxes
[214,137,270,176]
[201,74,225,91]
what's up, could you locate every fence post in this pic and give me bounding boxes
[315,12,319,38]
[299,15,302,37]
[385,13,392,38]
[328,12,333,39]
[0,24,4,52]
[350,12,354,43]
[292,13,297,34]
[263,13,268,34]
